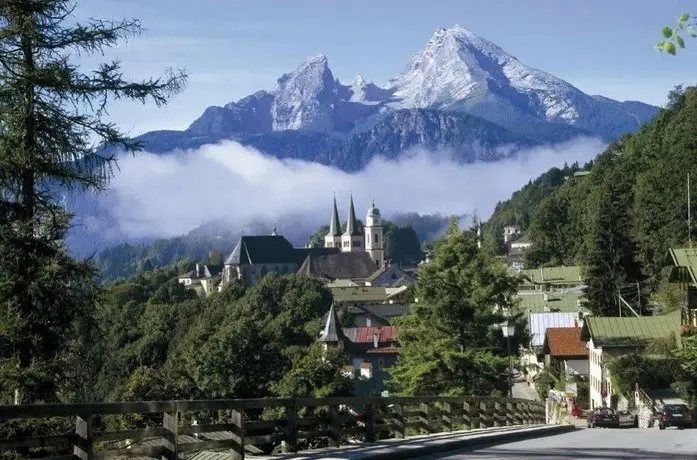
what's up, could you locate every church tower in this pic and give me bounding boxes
[324,195,342,248]
[341,195,363,252]
[365,200,384,267]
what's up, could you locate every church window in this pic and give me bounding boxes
[375,234,379,244]
[367,234,370,244]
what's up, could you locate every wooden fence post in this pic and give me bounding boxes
[162,411,178,460]
[364,402,375,443]
[329,405,341,448]
[393,404,406,439]
[284,400,298,453]
[73,415,93,460]
[442,402,452,432]
[230,409,245,460]
[462,400,471,430]
[479,401,488,429]
[420,402,431,435]
[514,402,524,425]
[505,401,512,425]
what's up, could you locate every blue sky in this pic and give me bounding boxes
[77,0,697,136]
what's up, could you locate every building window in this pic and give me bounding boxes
[354,240,361,247]
[375,234,379,244]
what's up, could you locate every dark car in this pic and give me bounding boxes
[587,408,618,428]
[658,404,693,430]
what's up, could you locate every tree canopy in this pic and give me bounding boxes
[389,218,526,396]
[0,0,186,404]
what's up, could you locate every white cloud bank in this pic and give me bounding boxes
[106,137,607,239]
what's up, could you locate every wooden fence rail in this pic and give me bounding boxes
[0,396,546,459]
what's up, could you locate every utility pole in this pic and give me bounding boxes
[637,282,642,315]
[618,288,622,317]
[689,172,692,247]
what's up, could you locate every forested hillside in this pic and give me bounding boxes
[87,268,352,404]
[484,163,587,252]
[488,85,697,315]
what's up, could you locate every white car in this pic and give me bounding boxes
[617,410,637,428]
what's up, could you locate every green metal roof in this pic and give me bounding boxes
[513,291,587,314]
[581,311,681,348]
[517,266,583,286]
[669,248,697,284]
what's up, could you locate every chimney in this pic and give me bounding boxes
[373,333,379,348]
[540,267,544,282]
[196,263,201,278]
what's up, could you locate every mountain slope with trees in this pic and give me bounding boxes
[487,85,697,315]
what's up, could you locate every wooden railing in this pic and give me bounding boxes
[0,396,546,459]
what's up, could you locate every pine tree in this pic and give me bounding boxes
[389,218,526,396]
[582,166,642,317]
[0,0,186,403]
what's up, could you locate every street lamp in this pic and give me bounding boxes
[501,321,516,399]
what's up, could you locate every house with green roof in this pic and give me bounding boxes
[515,266,584,292]
[668,247,697,327]
[513,291,588,315]
[581,312,681,410]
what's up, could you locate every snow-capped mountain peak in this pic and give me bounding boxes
[271,54,338,131]
[389,24,584,123]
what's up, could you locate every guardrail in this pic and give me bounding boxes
[0,396,546,459]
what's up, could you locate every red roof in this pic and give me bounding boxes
[343,326,398,344]
[543,327,587,357]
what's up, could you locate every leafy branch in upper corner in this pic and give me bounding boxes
[657,13,696,55]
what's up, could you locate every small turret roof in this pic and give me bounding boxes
[318,304,346,343]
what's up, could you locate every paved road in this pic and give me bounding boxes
[512,378,539,401]
[420,427,697,459]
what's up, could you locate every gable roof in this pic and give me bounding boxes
[543,327,587,358]
[224,236,297,265]
[669,248,697,284]
[529,312,580,348]
[514,291,587,315]
[297,252,379,281]
[224,236,338,266]
[342,326,398,344]
[366,264,417,286]
[581,313,681,348]
[518,266,583,286]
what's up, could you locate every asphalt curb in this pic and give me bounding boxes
[351,424,575,460]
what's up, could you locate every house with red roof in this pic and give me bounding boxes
[318,304,400,393]
[542,327,589,378]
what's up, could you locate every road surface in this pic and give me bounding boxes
[512,378,539,401]
[419,427,697,459]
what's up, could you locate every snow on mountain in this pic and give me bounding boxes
[270,54,339,131]
[389,25,586,124]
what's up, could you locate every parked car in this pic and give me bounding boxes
[616,410,637,428]
[587,408,618,428]
[658,404,693,430]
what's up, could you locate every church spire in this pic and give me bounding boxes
[318,304,345,343]
[329,194,341,237]
[344,194,361,236]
